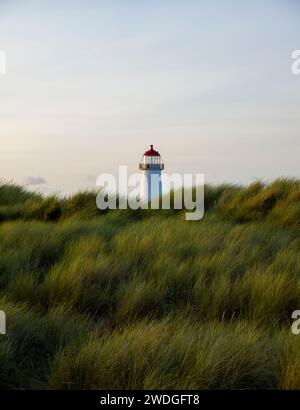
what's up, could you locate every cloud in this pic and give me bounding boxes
[24,176,47,186]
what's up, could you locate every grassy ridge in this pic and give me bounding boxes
[1,179,300,389]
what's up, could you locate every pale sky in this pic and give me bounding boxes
[0,0,300,195]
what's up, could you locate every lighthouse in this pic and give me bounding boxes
[139,145,164,204]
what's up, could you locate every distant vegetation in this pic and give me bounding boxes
[1,178,300,389]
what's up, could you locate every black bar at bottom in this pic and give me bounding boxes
[1,390,300,408]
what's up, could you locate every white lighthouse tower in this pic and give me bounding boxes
[139,145,164,204]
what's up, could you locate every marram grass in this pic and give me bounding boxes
[1,179,300,389]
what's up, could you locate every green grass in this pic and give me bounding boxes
[1,178,300,389]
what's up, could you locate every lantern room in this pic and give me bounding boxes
[139,145,164,170]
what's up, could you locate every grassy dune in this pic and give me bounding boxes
[1,179,300,389]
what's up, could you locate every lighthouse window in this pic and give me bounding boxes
[142,156,161,165]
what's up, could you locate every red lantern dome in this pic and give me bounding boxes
[143,144,160,157]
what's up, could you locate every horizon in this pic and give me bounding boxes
[1,0,300,195]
